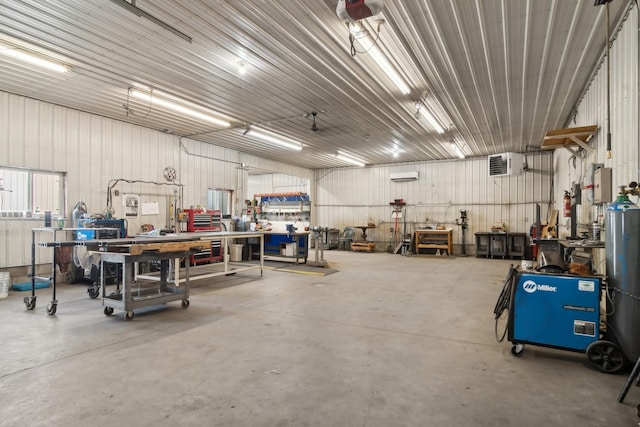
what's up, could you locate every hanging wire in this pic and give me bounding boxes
[494,265,517,342]
[347,22,382,57]
[605,2,612,158]
[123,87,153,119]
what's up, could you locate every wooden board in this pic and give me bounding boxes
[541,125,598,150]
[541,209,558,239]
[352,242,376,253]
[108,240,205,256]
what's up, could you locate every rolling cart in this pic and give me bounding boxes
[99,249,193,320]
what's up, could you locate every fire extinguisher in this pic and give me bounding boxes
[563,191,571,217]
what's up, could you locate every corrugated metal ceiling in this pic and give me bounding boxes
[0,0,631,169]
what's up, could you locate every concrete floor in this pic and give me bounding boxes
[0,252,637,426]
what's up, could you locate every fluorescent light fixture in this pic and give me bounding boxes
[418,107,445,134]
[351,30,410,95]
[348,22,364,34]
[109,0,192,43]
[129,89,230,127]
[245,127,303,151]
[450,142,465,159]
[238,61,247,75]
[0,42,69,73]
[387,142,404,158]
[336,151,366,167]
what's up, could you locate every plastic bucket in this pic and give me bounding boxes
[0,272,10,299]
[230,244,244,262]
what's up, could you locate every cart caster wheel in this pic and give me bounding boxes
[24,297,36,311]
[124,311,135,320]
[88,287,100,299]
[46,303,57,315]
[181,299,190,308]
[104,307,114,316]
[511,344,524,356]
[586,340,625,373]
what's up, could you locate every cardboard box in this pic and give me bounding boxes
[284,242,296,257]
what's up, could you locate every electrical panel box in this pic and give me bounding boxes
[593,167,612,204]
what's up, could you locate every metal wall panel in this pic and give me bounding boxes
[0,92,314,268]
[553,6,638,240]
[248,174,310,198]
[314,152,552,253]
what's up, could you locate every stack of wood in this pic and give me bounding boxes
[351,242,376,253]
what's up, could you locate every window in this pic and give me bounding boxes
[0,167,66,218]
[207,188,232,218]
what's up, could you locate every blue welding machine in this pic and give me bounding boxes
[509,272,601,352]
[77,218,127,239]
[495,269,626,373]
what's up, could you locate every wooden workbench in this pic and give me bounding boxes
[414,229,453,255]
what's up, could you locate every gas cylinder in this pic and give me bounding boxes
[591,221,601,241]
[605,188,640,362]
[563,191,571,217]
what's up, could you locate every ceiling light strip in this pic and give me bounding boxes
[0,42,69,73]
[129,89,230,127]
[245,127,303,151]
[109,0,192,43]
[351,30,410,95]
[336,151,366,167]
[450,142,465,159]
[419,108,445,134]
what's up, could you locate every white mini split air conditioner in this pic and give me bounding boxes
[488,152,524,177]
[390,171,419,182]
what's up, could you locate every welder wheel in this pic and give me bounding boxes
[181,299,190,308]
[511,343,524,356]
[586,340,625,374]
[124,311,135,320]
[104,307,114,316]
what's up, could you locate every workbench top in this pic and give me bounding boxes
[37,230,268,247]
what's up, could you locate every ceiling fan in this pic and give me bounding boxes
[310,112,319,133]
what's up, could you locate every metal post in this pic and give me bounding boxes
[618,356,640,403]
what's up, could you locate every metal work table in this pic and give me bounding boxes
[559,239,605,267]
[259,231,309,264]
[99,249,193,320]
[559,239,605,250]
[135,231,266,283]
[28,231,265,315]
